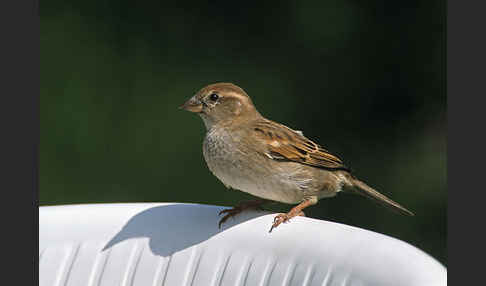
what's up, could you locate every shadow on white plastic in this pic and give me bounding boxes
[102,204,268,256]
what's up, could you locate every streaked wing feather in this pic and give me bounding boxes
[253,120,350,171]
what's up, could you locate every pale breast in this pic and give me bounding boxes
[202,128,310,204]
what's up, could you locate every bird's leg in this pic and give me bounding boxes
[269,197,317,232]
[218,199,268,228]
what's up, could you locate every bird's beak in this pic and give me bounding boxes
[179,96,203,113]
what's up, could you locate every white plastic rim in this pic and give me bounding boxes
[39,203,446,286]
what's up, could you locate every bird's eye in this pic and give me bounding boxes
[209,93,219,101]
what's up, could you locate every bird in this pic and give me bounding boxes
[179,82,414,232]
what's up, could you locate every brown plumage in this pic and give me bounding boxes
[252,119,350,171]
[180,82,414,231]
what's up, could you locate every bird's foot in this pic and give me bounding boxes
[269,211,305,232]
[268,198,316,232]
[218,199,267,229]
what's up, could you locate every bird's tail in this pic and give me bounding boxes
[347,176,414,216]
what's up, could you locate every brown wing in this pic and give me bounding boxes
[252,120,350,171]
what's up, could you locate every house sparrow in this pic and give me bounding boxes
[180,83,414,232]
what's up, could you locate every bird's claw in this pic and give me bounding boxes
[218,207,240,216]
[268,211,306,233]
[218,207,242,229]
[218,200,267,229]
[269,213,290,232]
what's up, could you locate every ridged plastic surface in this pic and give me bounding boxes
[39,203,446,286]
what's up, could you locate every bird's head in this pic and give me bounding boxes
[180,82,261,130]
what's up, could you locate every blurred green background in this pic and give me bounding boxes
[41,1,446,265]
